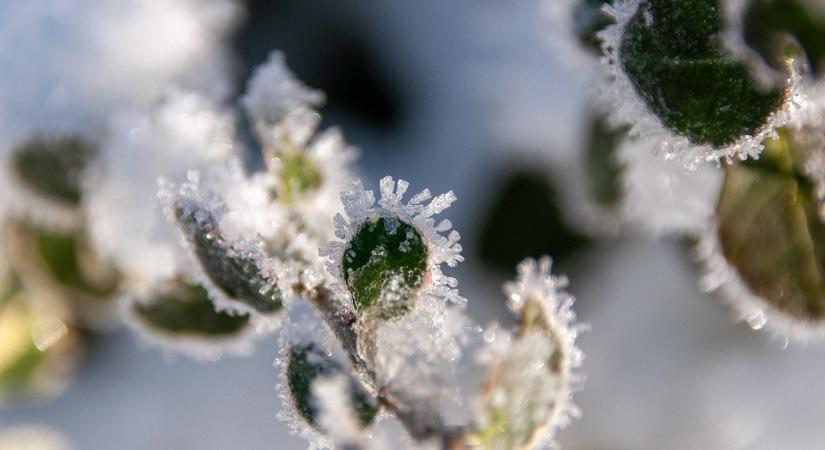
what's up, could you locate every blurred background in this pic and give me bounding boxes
[3,1,825,449]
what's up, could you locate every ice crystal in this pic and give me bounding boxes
[87,90,236,290]
[321,177,465,315]
[470,257,584,450]
[597,0,801,169]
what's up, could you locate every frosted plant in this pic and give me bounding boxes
[0,4,586,447]
[123,53,585,449]
[596,0,801,169]
[549,1,825,341]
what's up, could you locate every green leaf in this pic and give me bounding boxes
[478,171,590,273]
[11,135,97,206]
[620,0,786,147]
[287,343,379,429]
[343,217,427,319]
[573,0,616,54]
[584,115,626,208]
[132,282,250,336]
[174,203,283,314]
[35,226,120,298]
[277,151,323,203]
[717,128,825,321]
[744,0,825,77]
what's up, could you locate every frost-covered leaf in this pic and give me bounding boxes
[343,217,427,319]
[129,282,250,337]
[287,343,379,429]
[173,201,283,315]
[469,258,583,450]
[573,0,616,53]
[715,127,825,324]
[744,0,825,77]
[619,0,787,148]
[10,135,96,207]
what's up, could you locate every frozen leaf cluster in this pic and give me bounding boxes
[0,3,589,444]
[547,0,825,342]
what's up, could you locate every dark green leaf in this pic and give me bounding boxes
[343,217,427,319]
[36,226,119,298]
[287,343,379,429]
[132,282,250,335]
[478,171,590,273]
[174,203,283,314]
[12,135,97,206]
[717,128,825,321]
[620,0,786,147]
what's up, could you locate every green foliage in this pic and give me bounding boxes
[620,0,786,147]
[174,204,283,314]
[12,135,97,206]
[287,343,379,429]
[277,151,322,203]
[343,217,427,319]
[479,171,589,272]
[132,282,250,335]
[717,128,825,321]
[36,226,119,298]
[573,0,615,54]
[745,0,825,77]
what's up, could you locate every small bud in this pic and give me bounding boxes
[343,217,427,319]
[469,258,583,450]
[275,150,323,203]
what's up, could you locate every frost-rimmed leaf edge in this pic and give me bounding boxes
[320,176,465,313]
[597,0,802,170]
